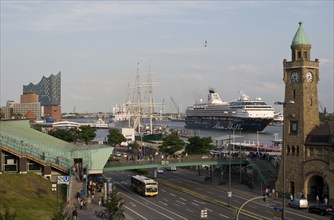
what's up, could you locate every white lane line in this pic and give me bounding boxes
[179,197,187,201]
[169,193,176,197]
[191,202,199,206]
[161,189,167,192]
[163,198,169,202]
[219,213,230,218]
[193,199,206,205]
[124,204,148,220]
[186,209,193,213]
[204,208,213,212]
[130,202,136,207]
[176,200,186,205]
[159,201,168,206]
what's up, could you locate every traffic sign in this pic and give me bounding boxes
[57,176,70,185]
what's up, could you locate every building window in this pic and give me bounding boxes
[297,146,299,156]
[303,51,307,60]
[290,121,298,135]
[293,90,296,99]
[316,148,323,157]
[297,51,301,60]
[292,145,295,156]
[309,148,314,156]
[287,146,290,155]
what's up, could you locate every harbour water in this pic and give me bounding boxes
[90,120,283,147]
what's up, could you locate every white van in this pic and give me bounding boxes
[166,166,176,171]
[288,198,308,209]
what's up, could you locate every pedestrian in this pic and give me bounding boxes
[98,197,102,206]
[324,196,328,204]
[272,188,276,198]
[316,195,320,205]
[290,193,294,201]
[80,199,84,209]
[71,208,78,220]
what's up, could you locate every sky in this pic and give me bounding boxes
[1,1,333,114]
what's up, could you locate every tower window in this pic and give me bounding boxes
[297,51,301,60]
[287,146,290,155]
[293,90,296,99]
[303,51,307,60]
[310,98,312,106]
[292,145,295,156]
[297,146,299,156]
[290,121,298,135]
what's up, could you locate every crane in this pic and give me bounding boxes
[170,97,180,119]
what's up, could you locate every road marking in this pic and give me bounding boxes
[249,205,256,209]
[169,193,176,196]
[176,200,186,205]
[204,207,213,212]
[130,202,137,207]
[124,204,148,220]
[191,202,199,206]
[159,201,168,206]
[179,197,187,201]
[193,199,206,205]
[219,213,230,218]
[163,198,169,202]
[186,209,193,213]
[161,189,167,192]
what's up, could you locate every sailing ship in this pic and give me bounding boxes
[116,64,166,142]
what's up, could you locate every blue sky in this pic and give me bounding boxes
[1,1,333,114]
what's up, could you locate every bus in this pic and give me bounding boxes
[131,175,158,196]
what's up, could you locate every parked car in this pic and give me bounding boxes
[288,198,308,209]
[157,168,164,174]
[308,204,333,216]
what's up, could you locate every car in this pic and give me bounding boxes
[157,168,164,174]
[288,198,308,209]
[308,204,333,216]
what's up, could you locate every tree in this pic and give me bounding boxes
[48,129,75,142]
[159,134,185,155]
[107,128,126,146]
[185,136,213,155]
[0,110,4,120]
[0,205,16,220]
[104,187,125,220]
[78,125,96,144]
[50,203,71,220]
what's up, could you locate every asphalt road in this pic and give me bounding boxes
[104,168,331,220]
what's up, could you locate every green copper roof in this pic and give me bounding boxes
[291,22,311,46]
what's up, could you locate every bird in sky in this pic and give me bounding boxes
[204,40,207,47]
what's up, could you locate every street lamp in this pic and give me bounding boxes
[274,100,295,220]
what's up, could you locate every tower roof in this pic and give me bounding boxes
[291,22,311,46]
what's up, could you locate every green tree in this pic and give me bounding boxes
[78,125,96,144]
[0,205,16,220]
[0,110,4,120]
[185,136,213,154]
[107,128,126,146]
[48,129,74,142]
[159,134,185,155]
[50,203,71,220]
[31,123,43,132]
[104,187,125,220]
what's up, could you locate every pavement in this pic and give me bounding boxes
[67,173,105,220]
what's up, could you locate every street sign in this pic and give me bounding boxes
[273,207,282,219]
[228,191,232,198]
[57,175,70,185]
[51,183,57,191]
[201,209,207,219]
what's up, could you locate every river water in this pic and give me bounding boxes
[85,119,283,147]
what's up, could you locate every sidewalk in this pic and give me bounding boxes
[67,173,104,220]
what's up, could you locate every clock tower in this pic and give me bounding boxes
[276,22,320,196]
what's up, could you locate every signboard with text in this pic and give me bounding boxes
[57,176,70,185]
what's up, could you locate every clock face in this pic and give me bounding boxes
[290,72,300,83]
[306,72,313,82]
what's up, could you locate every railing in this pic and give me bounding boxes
[0,132,72,171]
[105,154,249,171]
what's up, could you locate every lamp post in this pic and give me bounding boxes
[274,100,294,220]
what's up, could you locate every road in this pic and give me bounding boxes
[104,167,330,220]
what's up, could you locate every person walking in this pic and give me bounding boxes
[71,207,78,220]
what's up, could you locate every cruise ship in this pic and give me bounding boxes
[185,90,274,131]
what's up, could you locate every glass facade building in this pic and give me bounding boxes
[23,71,61,106]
